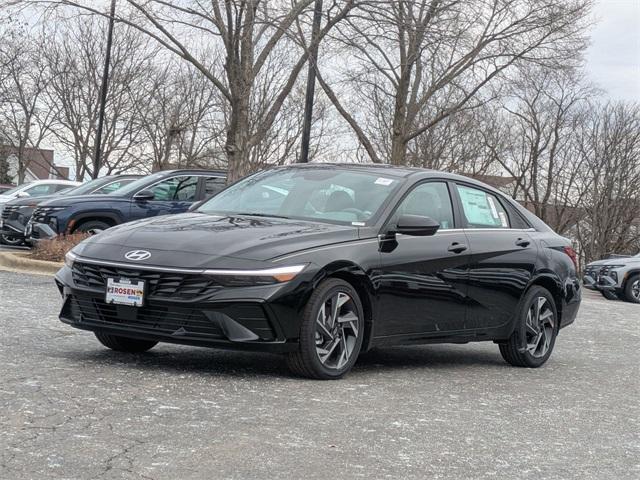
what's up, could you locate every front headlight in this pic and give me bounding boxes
[64,250,77,269]
[203,264,307,286]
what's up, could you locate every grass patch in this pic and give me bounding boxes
[31,233,91,263]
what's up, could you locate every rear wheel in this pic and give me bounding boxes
[76,220,111,235]
[94,332,157,353]
[499,286,558,368]
[287,278,364,380]
[600,290,619,300]
[624,275,640,304]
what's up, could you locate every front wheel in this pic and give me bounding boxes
[287,278,364,380]
[0,234,24,246]
[600,289,619,300]
[624,275,640,304]
[95,332,158,353]
[76,220,111,235]
[499,286,558,368]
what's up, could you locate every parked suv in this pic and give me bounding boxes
[583,253,640,303]
[0,175,140,246]
[28,170,226,240]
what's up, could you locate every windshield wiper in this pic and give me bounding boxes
[235,212,290,219]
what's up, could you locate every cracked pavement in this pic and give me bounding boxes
[1,270,638,479]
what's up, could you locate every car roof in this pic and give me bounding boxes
[153,169,227,177]
[274,163,500,189]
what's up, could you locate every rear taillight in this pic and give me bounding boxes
[563,246,578,270]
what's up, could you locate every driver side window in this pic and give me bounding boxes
[394,182,454,230]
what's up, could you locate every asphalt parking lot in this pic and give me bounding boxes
[1,270,638,480]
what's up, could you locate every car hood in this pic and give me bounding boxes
[38,193,127,207]
[5,194,61,208]
[587,257,640,268]
[75,213,360,269]
[0,194,16,204]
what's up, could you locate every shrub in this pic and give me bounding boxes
[31,233,91,263]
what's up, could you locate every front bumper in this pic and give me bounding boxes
[55,264,306,353]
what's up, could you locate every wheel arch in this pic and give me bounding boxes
[313,261,376,352]
[525,273,564,327]
[68,212,122,233]
[622,269,640,289]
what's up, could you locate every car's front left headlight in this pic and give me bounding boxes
[203,264,307,286]
[64,250,77,269]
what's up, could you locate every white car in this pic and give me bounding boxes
[0,179,81,207]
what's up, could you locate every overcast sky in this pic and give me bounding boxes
[586,0,640,101]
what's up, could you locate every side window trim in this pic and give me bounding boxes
[381,179,458,233]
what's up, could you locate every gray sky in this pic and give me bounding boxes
[586,0,640,101]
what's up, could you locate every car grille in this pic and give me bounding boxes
[71,262,224,300]
[66,294,225,339]
[1,205,17,220]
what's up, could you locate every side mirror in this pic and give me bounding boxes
[16,191,30,198]
[133,190,155,201]
[394,214,440,236]
[188,200,204,212]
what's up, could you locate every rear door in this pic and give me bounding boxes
[453,183,537,330]
[129,175,200,221]
[376,180,471,336]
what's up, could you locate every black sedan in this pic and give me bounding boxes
[55,164,581,379]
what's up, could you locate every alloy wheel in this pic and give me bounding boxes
[632,280,640,301]
[525,296,555,358]
[314,291,360,370]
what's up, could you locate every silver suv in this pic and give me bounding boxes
[583,253,640,303]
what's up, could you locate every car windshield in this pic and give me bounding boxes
[197,167,403,225]
[65,178,114,196]
[1,184,30,196]
[107,171,166,196]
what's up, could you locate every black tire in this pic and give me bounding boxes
[623,275,640,304]
[94,332,158,353]
[0,233,24,246]
[287,278,365,380]
[600,289,619,300]
[499,286,558,368]
[75,220,111,235]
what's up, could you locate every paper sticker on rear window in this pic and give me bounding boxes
[374,177,394,186]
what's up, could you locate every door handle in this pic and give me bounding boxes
[448,242,468,254]
[515,238,531,248]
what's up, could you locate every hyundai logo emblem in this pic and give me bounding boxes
[124,250,151,261]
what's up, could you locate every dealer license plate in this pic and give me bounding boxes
[106,277,145,307]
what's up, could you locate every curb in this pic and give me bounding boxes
[0,252,63,276]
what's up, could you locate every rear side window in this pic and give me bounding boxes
[456,184,509,229]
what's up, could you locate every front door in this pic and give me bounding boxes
[376,181,470,336]
[453,183,538,330]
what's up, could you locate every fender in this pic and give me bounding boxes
[66,210,124,233]
[311,260,377,352]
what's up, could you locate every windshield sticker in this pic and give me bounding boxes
[374,177,394,186]
[351,221,365,226]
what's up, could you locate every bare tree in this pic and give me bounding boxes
[316,0,592,165]
[17,0,361,181]
[0,25,56,182]
[44,15,160,179]
[485,68,597,234]
[573,102,640,262]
